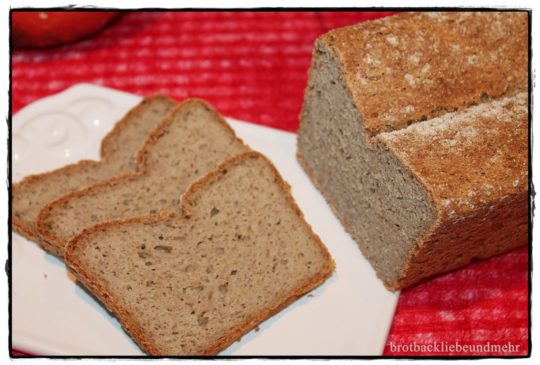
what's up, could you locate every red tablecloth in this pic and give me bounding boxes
[11,11,529,357]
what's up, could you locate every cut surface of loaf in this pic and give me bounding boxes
[65,151,334,355]
[12,95,176,242]
[297,11,528,290]
[38,99,249,258]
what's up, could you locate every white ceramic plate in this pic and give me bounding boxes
[11,83,399,356]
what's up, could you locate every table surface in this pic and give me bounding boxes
[10,11,529,357]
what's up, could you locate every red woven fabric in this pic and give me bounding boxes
[11,11,529,357]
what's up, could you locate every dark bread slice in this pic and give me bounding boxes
[65,151,335,355]
[38,99,249,258]
[12,95,176,242]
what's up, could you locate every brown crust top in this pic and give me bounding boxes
[100,94,176,158]
[376,92,528,221]
[65,151,335,355]
[321,11,528,136]
[12,95,175,242]
[135,98,246,170]
[37,98,248,258]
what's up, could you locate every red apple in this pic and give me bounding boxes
[12,11,120,49]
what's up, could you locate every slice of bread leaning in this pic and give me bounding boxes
[38,99,249,258]
[65,151,335,355]
[12,95,176,243]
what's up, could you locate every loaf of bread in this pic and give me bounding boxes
[38,99,249,258]
[65,151,334,355]
[297,12,528,290]
[12,95,175,243]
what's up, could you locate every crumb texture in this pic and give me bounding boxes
[322,11,528,135]
[298,42,436,288]
[66,152,333,355]
[39,99,248,255]
[12,96,175,241]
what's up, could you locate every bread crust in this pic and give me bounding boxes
[99,95,176,158]
[12,94,176,244]
[65,151,335,355]
[37,98,248,259]
[320,11,528,136]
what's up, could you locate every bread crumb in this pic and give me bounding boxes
[440,139,458,148]
[383,113,398,126]
[408,53,421,64]
[457,199,475,210]
[466,55,478,65]
[386,35,398,46]
[67,271,77,283]
[43,273,47,279]
[489,150,503,163]
[403,105,415,114]
[404,74,416,86]
[425,12,448,21]
[459,126,478,139]
[363,55,381,66]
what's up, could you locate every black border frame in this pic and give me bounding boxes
[7,7,533,359]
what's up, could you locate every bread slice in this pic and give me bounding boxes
[12,95,176,242]
[65,151,334,355]
[297,12,528,290]
[38,99,249,258]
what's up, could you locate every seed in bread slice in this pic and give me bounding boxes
[66,151,334,355]
[38,99,249,258]
[12,95,176,243]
